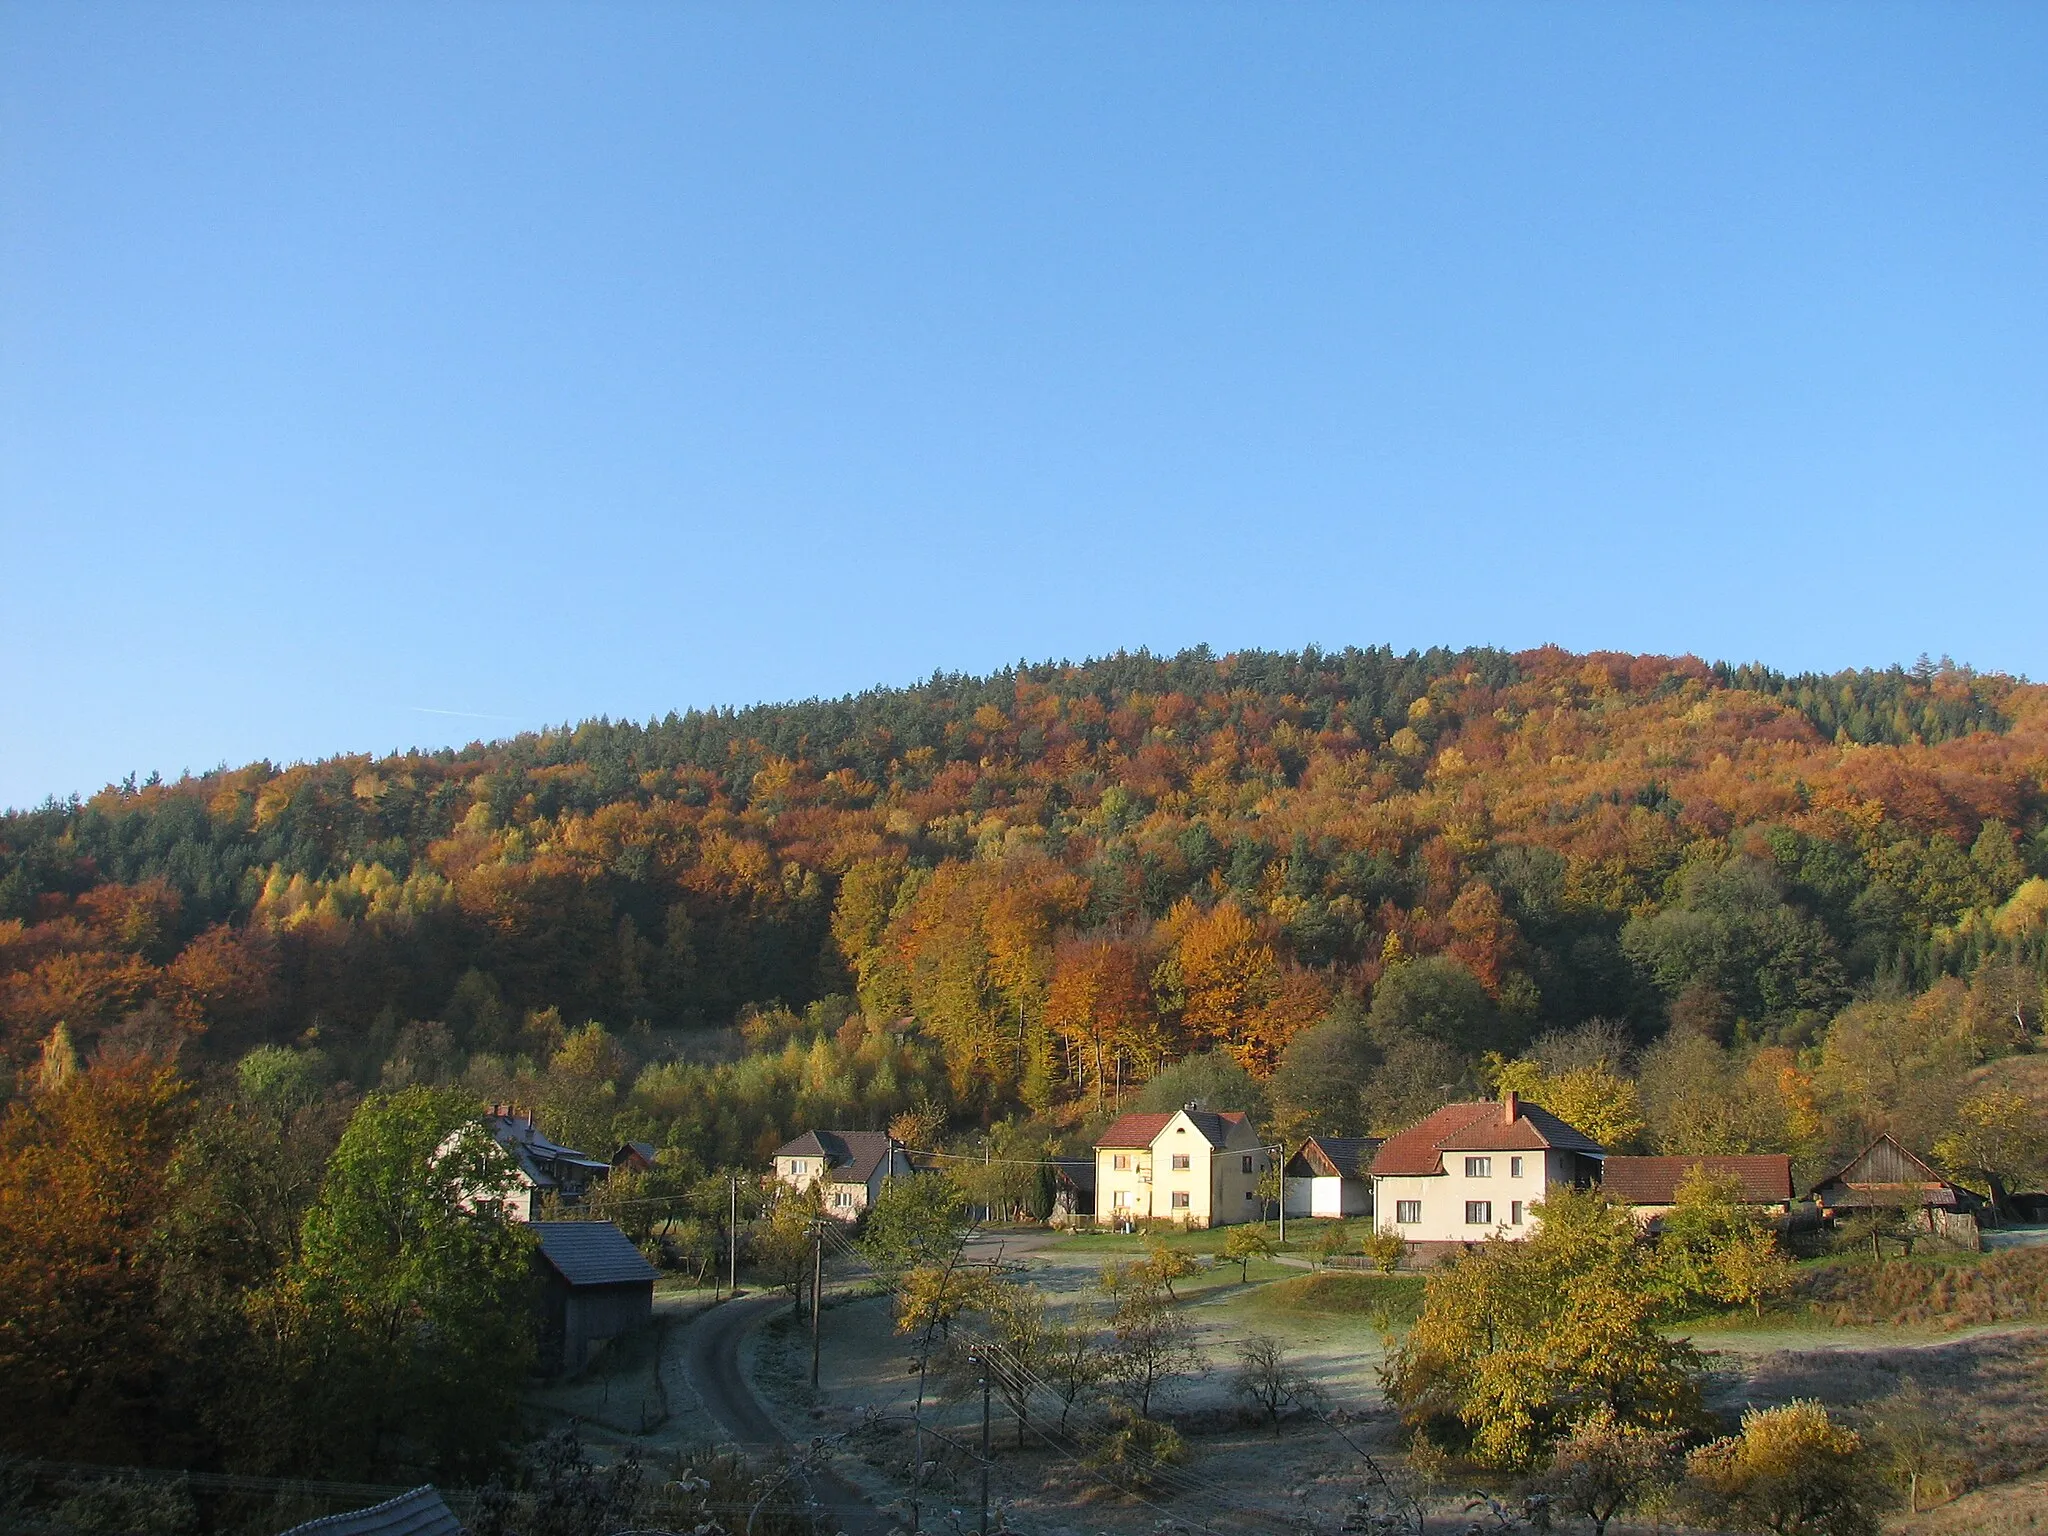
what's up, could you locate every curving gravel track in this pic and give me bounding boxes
[680,1292,892,1535]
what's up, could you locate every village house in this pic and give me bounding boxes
[611,1140,659,1174]
[1369,1093,1604,1254]
[1093,1105,1270,1228]
[1600,1154,1795,1229]
[480,1106,612,1221]
[1282,1135,1380,1219]
[770,1129,914,1218]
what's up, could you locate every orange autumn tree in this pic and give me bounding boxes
[0,1049,193,1460]
[1045,934,1166,1107]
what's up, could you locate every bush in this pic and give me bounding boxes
[1085,1403,1186,1489]
[1361,1226,1407,1274]
[1684,1400,1881,1536]
[1540,1410,1681,1536]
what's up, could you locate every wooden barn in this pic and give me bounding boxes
[531,1220,657,1377]
[1282,1136,1379,1219]
[1809,1134,1983,1246]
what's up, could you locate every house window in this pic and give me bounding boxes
[1510,1201,1524,1225]
[1244,1190,1255,1200]
[1510,1156,1524,1178]
[1171,1191,1190,1209]
[1113,1154,1130,1171]
[1171,1153,1191,1171]
[1112,1190,1131,1209]
[1464,1157,1491,1178]
[1395,1200,1422,1224]
[1465,1200,1493,1225]
[833,1189,853,1207]
[1242,1155,1255,1173]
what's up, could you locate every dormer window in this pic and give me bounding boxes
[1464,1157,1492,1178]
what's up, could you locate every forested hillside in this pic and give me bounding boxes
[3,645,2045,1173]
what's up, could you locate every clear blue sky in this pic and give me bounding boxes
[3,5,2044,811]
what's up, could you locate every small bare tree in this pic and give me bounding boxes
[1231,1333,1326,1428]
[1106,1289,1203,1417]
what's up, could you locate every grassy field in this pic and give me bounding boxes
[1045,1215,1349,1258]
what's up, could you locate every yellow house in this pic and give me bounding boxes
[1093,1105,1270,1228]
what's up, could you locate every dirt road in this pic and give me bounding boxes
[681,1292,893,1536]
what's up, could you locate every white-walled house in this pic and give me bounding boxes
[1094,1106,1271,1227]
[770,1129,914,1219]
[479,1107,613,1221]
[1283,1136,1379,1219]
[1369,1093,1604,1250]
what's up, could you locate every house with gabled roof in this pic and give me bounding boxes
[1369,1092,1604,1251]
[770,1129,913,1218]
[1093,1104,1271,1228]
[479,1106,612,1221]
[1601,1154,1794,1228]
[1283,1135,1380,1219]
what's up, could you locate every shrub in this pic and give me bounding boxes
[1361,1226,1408,1274]
[1684,1400,1881,1536]
[1085,1403,1186,1489]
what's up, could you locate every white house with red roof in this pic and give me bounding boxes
[1369,1092,1605,1247]
[1093,1105,1271,1228]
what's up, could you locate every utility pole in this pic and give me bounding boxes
[976,1352,992,1536]
[810,1221,823,1390]
[728,1174,738,1296]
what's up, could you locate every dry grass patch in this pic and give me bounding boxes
[1798,1248,2048,1330]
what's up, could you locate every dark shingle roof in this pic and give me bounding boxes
[1370,1099,1604,1176]
[278,1488,461,1536]
[1601,1155,1793,1205]
[1290,1136,1381,1179]
[532,1221,658,1287]
[771,1129,898,1184]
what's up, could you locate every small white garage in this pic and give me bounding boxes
[1282,1135,1379,1219]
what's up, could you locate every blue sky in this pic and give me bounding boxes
[3,4,2044,811]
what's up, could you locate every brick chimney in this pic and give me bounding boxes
[1502,1090,1519,1124]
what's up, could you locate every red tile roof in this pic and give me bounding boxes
[1095,1109,1250,1150]
[1096,1112,1175,1149]
[1600,1155,1794,1206]
[1369,1098,1604,1176]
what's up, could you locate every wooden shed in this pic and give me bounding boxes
[1283,1136,1380,1219]
[531,1220,657,1377]
[1809,1135,1975,1217]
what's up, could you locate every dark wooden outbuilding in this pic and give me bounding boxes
[1809,1135,1975,1216]
[531,1220,657,1377]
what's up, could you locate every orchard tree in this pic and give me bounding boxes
[1384,1187,1708,1468]
[1222,1223,1275,1281]
[1684,1400,1879,1536]
[1541,1409,1681,1536]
